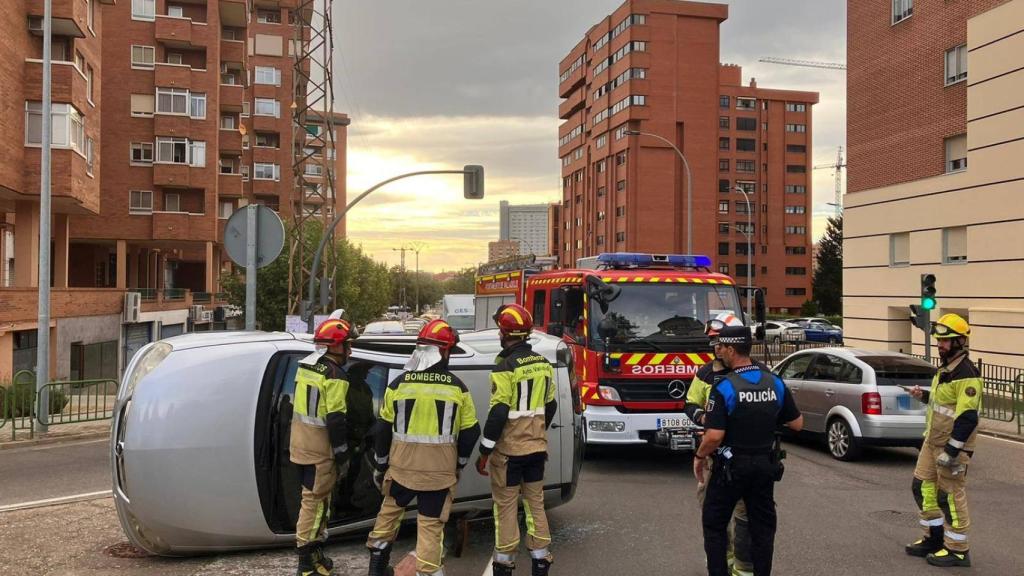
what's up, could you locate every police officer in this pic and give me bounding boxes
[905,313,982,568]
[684,313,754,576]
[365,320,480,576]
[291,318,357,576]
[476,304,557,576]
[695,325,803,576]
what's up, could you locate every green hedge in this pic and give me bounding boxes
[0,381,69,418]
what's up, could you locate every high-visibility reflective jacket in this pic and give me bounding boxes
[374,365,480,491]
[480,341,557,457]
[290,355,350,466]
[683,359,728,423]
[922,353,983,454]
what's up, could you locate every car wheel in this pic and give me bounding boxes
[827,417,862,461]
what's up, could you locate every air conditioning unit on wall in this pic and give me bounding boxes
[123,292,141,323]
[200,310,214,323]
[189,305,204,321]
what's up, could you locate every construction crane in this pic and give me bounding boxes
[759,57,847,71]
[815,147,846,217]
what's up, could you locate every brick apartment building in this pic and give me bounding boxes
[844,0,1024,367]
[557,0,818,314]
[0,0,347,382]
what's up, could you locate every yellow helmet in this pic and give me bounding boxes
[931,313,970,339]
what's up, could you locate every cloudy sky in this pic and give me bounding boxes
[333,0,846,272]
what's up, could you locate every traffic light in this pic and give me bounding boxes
[463,165,485,199]
[920,273,937,311]
[909,304,930,332]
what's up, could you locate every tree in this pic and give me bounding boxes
[388,267,444,314]
[812,215,843,316]
[443,267,477,295]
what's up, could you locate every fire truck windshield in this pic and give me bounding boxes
[589,282,743,350]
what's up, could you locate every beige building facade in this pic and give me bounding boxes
[844,0,1024,368]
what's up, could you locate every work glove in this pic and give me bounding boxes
[475,453,490,476]
[373,467,387,493]
[936,451,955,468]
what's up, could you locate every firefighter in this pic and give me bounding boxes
[476,304,558,576]
[695,325,803,576]
[684,313,754,576]
[905,313,982,568]
[291,318,357,576]
[365,320,480,576]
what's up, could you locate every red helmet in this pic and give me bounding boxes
[314,319,357,347]
[493,303,533,338]
[417,319,460,351]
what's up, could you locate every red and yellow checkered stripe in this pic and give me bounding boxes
[607,352,714,366]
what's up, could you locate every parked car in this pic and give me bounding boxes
[402,318,428,334]
[362,320,406,335]
[790,319,844,344]
[773,348,934,460]
[756,320,801,344]
[110,330,583,555]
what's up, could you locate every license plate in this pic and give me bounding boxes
[897,395,913,410]
[657,417,688,430]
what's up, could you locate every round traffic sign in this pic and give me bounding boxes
[224,204,285,268]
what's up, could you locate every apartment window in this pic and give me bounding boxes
[786,144,806,154]
[893,0,913,24]
[719,95,730,108]
[617,180,626,192]
[616,232,626,243]
[242,135,249,149]
[736,117,757,131]
[786,165,807,173]
[736,138,756,152]
[715,242,728,256]
[762,123,768,133]
[574,147,585,161]
[220,115,236,130]
[130,142,153,164]
[735,200,755,215]
[735,264,754,278]
[596,235,605,246]
[130,45,155,69]
[189,141,206,167]
[86,66,94,101]
[719,159,729,172]
[719,137,730,151]
[889,232,910,266]
[597,186,606,197]
[945,134,967,172]
[785,246,807,256]
[718,200,730,214]
[255,66,282,86]
[559,54,585,83]
[189,93,207,119]
[166,52,183,65]
[736,97,756,110]
[155,137,187,163]
[167,4,185,18]
[785,123,807,133]
[254,98,280,118]
[718,265,729,274]
[164,192,181,212]
[156,87,188,114]
[255,133,280,148]
[718,222,730,235]
[784,206,806,214]
[254,162,280,180]
[943,227,967,264]
[945,45,968,85]
[25,102,85,152]
[561,155,571,168]
[616,151,628,166]
[219,201,234,219]
[222,27,242,40]
[719,116,730,129]
[735,243,750,256]
[614,124,630,140]
[596,160,606,173]
[129,190,153,214]
[596,134,607,149]
[785,288,807,296]
[736,160,755,173]
[785,185,806,194]
[241,101,250,117]
[735,181,755,196]
[616,206,626,217]
[240,165,249,181]
[785,226,807,235]
[132,0,156,20]
[785,267,807,275]
[257,9,281,24]
[304,164,323,177]
[785,103,807,112]
[597,211,606,221]
[719,179,730,193]
[130,93,154,117]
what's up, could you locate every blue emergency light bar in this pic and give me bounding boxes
[596,253,713,269]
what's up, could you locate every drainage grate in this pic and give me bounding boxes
[103,542,149,558]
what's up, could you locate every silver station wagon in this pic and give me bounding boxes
[111,329,583,556]
[773,348,935,461]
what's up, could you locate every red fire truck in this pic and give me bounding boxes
[475,252,760,452]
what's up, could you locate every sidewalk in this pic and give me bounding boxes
[978,418,1023,442]
[0,420,111,450]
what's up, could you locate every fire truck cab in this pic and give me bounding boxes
[519,253,751,452]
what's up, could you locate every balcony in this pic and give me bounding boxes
[252,178,282,197]
[220,1,248,28]
[221,39,245,63]
[156,16,192,45]
[219,129,243,152]
[154,114,193,138]
[27,0,90,38]
[220,83,244,111]
[152,211,214,241]
[153,163,192,188]
[252,114,281,132]
[559,88,586,121]
[218,173,244,196]
[0,288,123,326]
[154,63,191,89]
[22,148,99,214]
[24,60,90,113]
[140,289,194,313]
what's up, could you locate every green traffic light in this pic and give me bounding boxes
[922,297,937,311]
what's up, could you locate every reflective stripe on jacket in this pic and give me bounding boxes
[290,356,349,465]
[924,354,982,451]
[482,342,556,457]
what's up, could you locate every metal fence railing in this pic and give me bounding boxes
[1,370,119,441]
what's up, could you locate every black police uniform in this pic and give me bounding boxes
[702,359,800,576]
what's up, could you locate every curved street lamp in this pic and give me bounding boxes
[624,129,693,254]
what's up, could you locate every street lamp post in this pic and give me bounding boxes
[735,185,754,319]
[625,130,693,254]
[509,236,535,256]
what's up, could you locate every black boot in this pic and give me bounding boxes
[297,545,329,576]
[531,557,552,576]
[927,548,971,568]
[310,542,333,574]
[905,526,943,557]
[492,561,515,576]
[367,546,394,576]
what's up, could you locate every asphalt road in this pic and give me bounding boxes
[0,439,110,507]
[1,435,1022,575]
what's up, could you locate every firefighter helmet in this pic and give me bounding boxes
[313,318,357,347]
[493,303,533,338]
[932,313,970,339]
[418,319,460,351]
[705,312,744,338]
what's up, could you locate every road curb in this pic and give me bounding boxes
[980,429,1024,444]
[0,430,110,451]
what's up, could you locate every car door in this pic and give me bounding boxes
[776,353,817,430]
[799,353,844,432]
[831,355,865,421]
